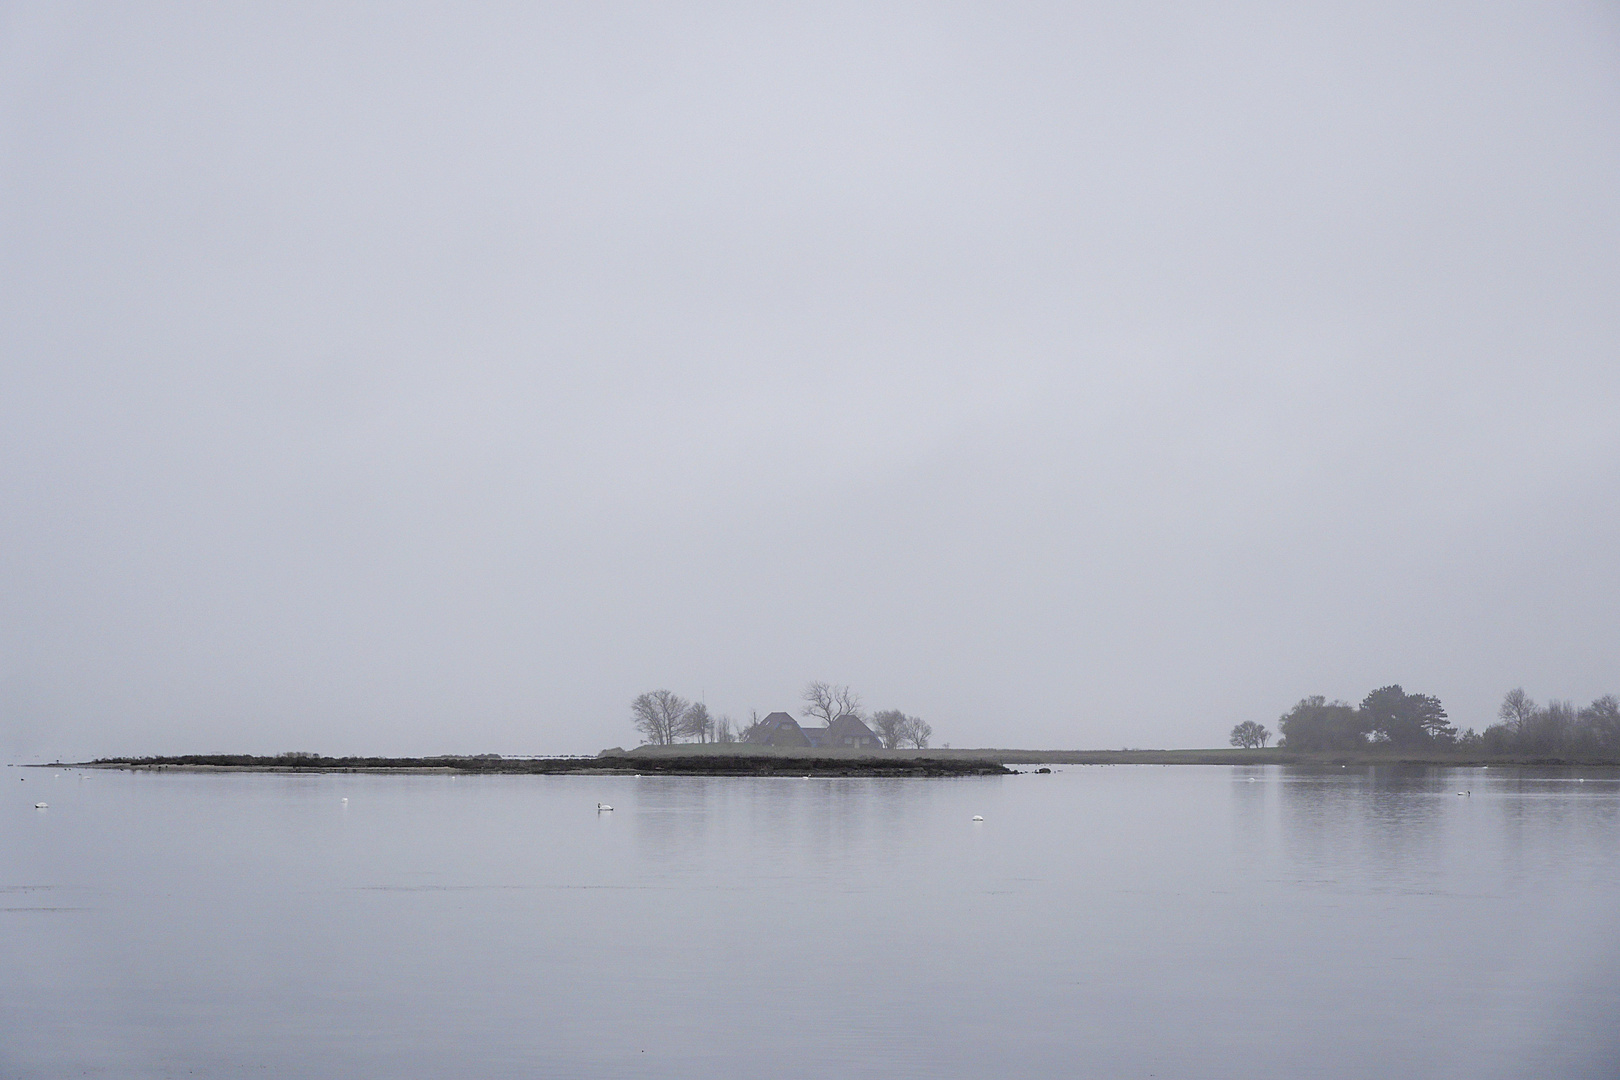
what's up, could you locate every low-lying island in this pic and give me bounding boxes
[73,748,1012,777]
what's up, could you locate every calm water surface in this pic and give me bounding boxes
[3,765,1618,1078]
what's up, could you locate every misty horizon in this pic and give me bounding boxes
[4,3,1618,761]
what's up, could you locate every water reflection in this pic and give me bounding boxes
[2,767,1617,1079]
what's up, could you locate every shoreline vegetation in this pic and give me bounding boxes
[38,688,1620,776]
[51,745,1620,775]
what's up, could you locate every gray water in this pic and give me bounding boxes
[3,765,1618,1079]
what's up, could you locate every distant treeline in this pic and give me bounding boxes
[631,682,933,749]
[1272,685,1456,751]
[1483,689,1620,758]
[1265,685,1620,759]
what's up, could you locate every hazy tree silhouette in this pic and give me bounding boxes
[1229,720,1271,748]
[1361,685,1453,748]
[869,709,911,749]
[631,690,690,746]
[901,716,933,748]
[802,682,862,726]
[680,701,714,743]
[1275,696,1368,750]
[1482,690,1620,757]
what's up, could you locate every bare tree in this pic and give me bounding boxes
[631,690,690,746]
[802,682,862,726]
[900,716,933,749]
[1498,688,1537,733]
[1229,720,1271,749]
[869,709,911,750]
[680,701,714,743]
[1579,695,1620,753]
[713,714,737,744]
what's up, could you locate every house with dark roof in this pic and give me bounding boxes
[820,713,883,749]
[743,710,883,750]
[743,711,813,747]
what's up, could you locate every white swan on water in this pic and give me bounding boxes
[597,802,613,811]
[972,815,984,821]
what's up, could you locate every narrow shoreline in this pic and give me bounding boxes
[27,747,1620,775]
[53,754,1009,777]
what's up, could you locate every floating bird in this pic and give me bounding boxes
[1246,777,1257,783]
[597,802,613,811]
[341,797,348,803]
[972,815,984,821]
[34,802,47,809]
[1457,791,1471,796]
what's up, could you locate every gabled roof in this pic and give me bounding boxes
[743,711,812,747]
[826,713,882,746]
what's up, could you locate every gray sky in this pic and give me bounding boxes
[3,2,1618,759]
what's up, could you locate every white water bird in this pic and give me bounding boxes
[34,802,47,809]
[1457,791,1471,796]
[597,802,613,811]
[972,815,984,821]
